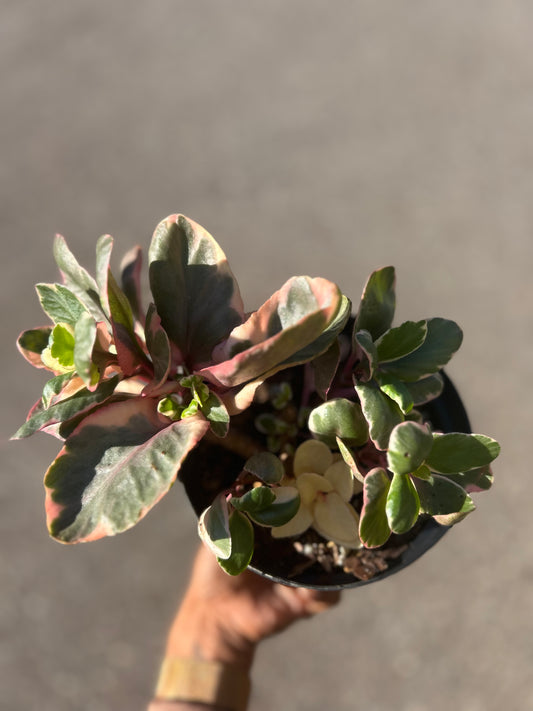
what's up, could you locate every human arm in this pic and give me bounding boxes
[148,544,340,710]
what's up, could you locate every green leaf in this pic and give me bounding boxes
[53,234,105,321]
[231,486,276,514]
[426,433,500,474]
[73,311,97,386]
[359,468,391,548]
[44,399,210,543]
[354,266,396,339]
[353,329,377,382]
[13,375,120,439]
[200,277,345,388]
[42,372,75,408]
[95,234,114,319]
[36,283,87,325]
[376,374,414,414]
[243,452,284,484]
[414,473,474,516]
[380,318,463,382]
[386,473,421,534]
[50,324,75,368]
[247,486,300,527]
[354,381,404,450]
[375,320,428,363]
[403,373,444,405]
[199,493,232,559]
[17,327,53,368]
[148,214,245,367]
[387,421,433,475]
[217,511,255,575]
[336,437,365,484]
[308,398,368,448]
[200,391,230,437]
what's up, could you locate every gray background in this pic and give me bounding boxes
[1,2,530,709]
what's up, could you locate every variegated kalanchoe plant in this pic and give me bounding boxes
[14,214,499,577]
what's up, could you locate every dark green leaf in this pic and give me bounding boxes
[353,329,377,382]
[144,303,171,392]
[380,318,463,382]
[354,266,396,339]
[414,473,474,516]
[311,338,340,400]
[243,452,284,484]
[386,473,420,534]
[359,468,391,548]
[217,511,255,575]
[231,486,276,514]
[247,487,300,527]
[308,398,368,448]
[426,433,500,474]
[375,320,427,363]
[120,246,144,323]
[44,400,210,543]
[107,269,148,375]
[354,381,404,450]
[148,214,245,366]
[387,421,433,475]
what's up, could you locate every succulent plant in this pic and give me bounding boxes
[14,213,499,580]
[13,214,349,544]
[198,266,500,573]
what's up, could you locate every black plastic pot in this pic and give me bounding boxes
[181,371,471,590]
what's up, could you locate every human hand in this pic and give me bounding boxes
[165,544,341,670]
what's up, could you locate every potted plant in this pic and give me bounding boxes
[13,214,500,589]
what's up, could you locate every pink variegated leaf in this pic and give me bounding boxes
[12,375,121,439]
[106,269,150,376]
[142,303,172,395]
[120,245,145,325]
[199,276,344,389]
[44,399,209,543]
[148,215,245,368]
[17,327,53,369]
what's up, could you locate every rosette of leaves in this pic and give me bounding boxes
[13,214,350,544]
[307,266,500,547]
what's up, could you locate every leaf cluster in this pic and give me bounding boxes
[306,267,500,548]
[14,215,349,544]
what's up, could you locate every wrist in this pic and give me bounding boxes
[165,599,256,671]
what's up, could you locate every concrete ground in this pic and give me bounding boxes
[1,2,531,709]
